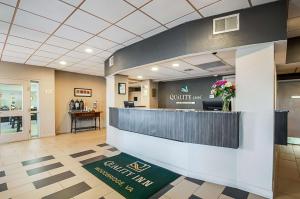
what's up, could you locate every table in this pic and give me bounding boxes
[69,111,101,133]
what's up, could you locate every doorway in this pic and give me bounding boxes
[30,81,40,138]
[0,79,30,143]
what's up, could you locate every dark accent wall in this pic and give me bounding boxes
[158,76,221,109]
[278,73,300,80]
[105,1,287,76]
[287,36,300,64]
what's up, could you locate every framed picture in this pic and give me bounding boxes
[118,83,126,95]
[74,88,92,97]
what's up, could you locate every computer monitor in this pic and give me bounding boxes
[203,100,229,111]
[124,101,135,108]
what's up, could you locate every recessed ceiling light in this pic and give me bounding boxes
[172,63,179,67]
[137,76,143,79]
[213,74,218,77]
[291,96,300,99]
[85,48,93,53]
[59,61,67,65]
[151,67,158,71]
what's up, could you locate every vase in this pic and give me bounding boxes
[222,99,231,112]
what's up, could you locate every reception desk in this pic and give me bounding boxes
[109,107,240,149]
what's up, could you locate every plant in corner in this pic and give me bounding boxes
[211,80,236,111]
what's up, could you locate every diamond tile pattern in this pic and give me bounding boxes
[0,0,277,76]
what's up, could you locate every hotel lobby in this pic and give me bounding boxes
[1,0,300,199]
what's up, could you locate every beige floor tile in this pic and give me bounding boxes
[170,176,186,186]
[277,177,300,198]
[74,183,113,199]
[248,193,267,199]
[0,183,35,198]
[218,194,234,199]
[193,182,225,199]
[104,191,126,199]
[278,167,300,181]
[165,179,199,199]
[280,145,294,154]
[279,159,298,169]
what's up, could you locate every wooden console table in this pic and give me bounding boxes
[69,111,101,133]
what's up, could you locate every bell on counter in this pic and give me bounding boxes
[75,99,80,110]
[79,99,84,111]
[69,99,75,111]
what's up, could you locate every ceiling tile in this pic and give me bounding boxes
[10,25,49,42]
[0,0,18,7]
[86,56,105,63]
[85,36,117,50]
[251,0,277,6]
[80,0,135,23]
[59,55,82,63]
[97,50,112,58]
[2,55,27,64]
[99,25,136,43]
[189,0,220,9]
[116,11,161,35]
[0,33,6,42]
[125,0,151,8]
[5,43,35,54]
[289,0,300,19]
[165,12,201,29]
[107,44,125,53]
[46,36,80,50]
[123,36,143,46]
[46,62,66,69]
[141,0,194,24]
[2,50,31,59]
[54,25,93,43]
[0,3,14,22]
[216,50,236,66]
[26,59,49,66]
[14,10,60,34]
[0,21,9,34]
[49,59,75,67]
[200,0,249,17]
[65,10,110,34]
[60,0,84,7]
[19,0,74,22]
[183,54,220,65]
[7,35,41,49]
[39,44,69,54]
[65,50,90,59]
[141,26,167,38]
[29,55,53,62]
[34,50,61,59]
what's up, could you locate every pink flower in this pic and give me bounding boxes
[214,80,227,87]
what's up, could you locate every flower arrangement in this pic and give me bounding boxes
[211,80,236,111]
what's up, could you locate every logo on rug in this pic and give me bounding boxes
[127,161,151,173]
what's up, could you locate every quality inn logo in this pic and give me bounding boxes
[127,161,151,173]
[181,85,189,93]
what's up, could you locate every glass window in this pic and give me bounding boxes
[0,116,23,134]
[0,84,23,111]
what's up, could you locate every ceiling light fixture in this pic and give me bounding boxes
[291,96,300,99]
[137,76,143,79]
[59,61,67,65]
[151,67,158,71]
[85,48,93,53]
[213,74,218,77]
[172,63,179,67]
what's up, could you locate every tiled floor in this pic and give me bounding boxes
[275,144,300,199]
[0,130,264,199]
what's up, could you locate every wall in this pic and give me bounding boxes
[235,43,275,198]
[158,76,221,109]
[277,80,300,138]
[0,61,55,138]
[55,71,106,133]
[128,91,141,106]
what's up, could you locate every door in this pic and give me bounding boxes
[30,81,40,138]
[0,79,30,143]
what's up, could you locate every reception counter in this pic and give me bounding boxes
[109,107,240,149]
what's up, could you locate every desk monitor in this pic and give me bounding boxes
[203,100,229,111]
[124,101,135,108]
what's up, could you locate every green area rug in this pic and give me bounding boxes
[83,153,179,199]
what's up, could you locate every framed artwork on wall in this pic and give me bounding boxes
[118,83,126,95]
[74,88,92,97]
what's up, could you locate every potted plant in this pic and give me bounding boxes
[211,80,236,111]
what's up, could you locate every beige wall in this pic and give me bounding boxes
[0,61,55,138]
[55,71,106,133]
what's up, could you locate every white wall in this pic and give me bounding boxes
[0,61,55,138]
[235,43,275,198]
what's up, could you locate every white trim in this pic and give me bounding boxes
[213,13,240,35]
